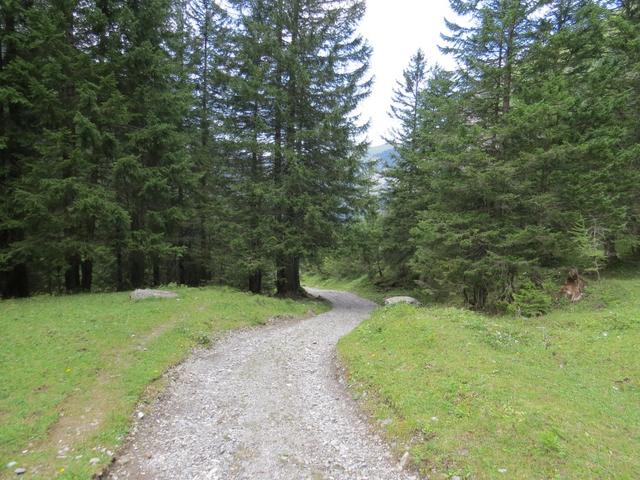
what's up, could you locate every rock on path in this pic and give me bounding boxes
[130,289,178,301]
[108,289,418,480]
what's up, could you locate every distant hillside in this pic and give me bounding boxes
[366,144,396,171]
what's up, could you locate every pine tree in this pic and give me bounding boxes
[228,0,371,296]
[442,0,546,121]
[381,50,430,282]
[1,0,125,295]
[111,0,196,288]
[407,0,551,308]
[222,0,280,293]
[387,49,428,149]
[281,0,370,296]
[0,0,31,297]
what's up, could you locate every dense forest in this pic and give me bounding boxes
[2,0,639,308]
[0,0,371,297]
[324,0,640,311]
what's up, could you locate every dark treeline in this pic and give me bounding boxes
[326,0,640,311]
[0,0,371,297]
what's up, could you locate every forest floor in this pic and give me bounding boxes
[0,287,325,479]
[337,272,640,479]
[106,289,416,480]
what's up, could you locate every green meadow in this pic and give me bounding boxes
[338,273,640,479]
[0,287,325,479]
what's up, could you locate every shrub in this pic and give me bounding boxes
[507,280,552,317]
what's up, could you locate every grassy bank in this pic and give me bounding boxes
[338,273,640,479]
[0,287,326,479]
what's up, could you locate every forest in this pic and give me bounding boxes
[1,0,639,311]
[0,0,371,298]
[325,0,640,311]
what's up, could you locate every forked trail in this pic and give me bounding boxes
[108,289,417,480]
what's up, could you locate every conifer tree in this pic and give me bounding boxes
[381,50,429,282]
[230,0,371,296]
[387,49,428,149]
[0,0,31,297]
[442,0,545,121]
[112,0,196,288]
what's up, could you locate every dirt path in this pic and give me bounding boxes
[107,289,417,480]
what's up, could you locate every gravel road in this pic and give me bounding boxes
[107,289,417,480]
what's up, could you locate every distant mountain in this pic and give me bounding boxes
[366,144,396,171]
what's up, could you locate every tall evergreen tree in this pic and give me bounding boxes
[0,0,31,297]
[229,0,371,296]
[111,0,196,288]
[223,0,280,293]
[408,0,551,307]
[387,49,428,149]
[381,50,430,282]
[442,0,545,121]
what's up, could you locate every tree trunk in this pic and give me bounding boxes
[116,246,124,291]
[178,257,186,285]
[130,251,145,288]
[496,38,503,119]
[1,263,30,298]
[200,5,210,147]
[153,259,160,286]
[65,255,81,293]
[273,23,284,182]
[502,26,515,115]
[276,256,302,297]
[248,269,262,294]
[81,259,92,292]
[463,284,487,310]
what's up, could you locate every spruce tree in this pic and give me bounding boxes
[387,49,428,148]
[442,0,545,121]
[382,50,430,282]
[0,0,31,297]
[223,0,280,293]
[112,0,196,288]
[229,0,371,296]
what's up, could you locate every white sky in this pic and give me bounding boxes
[358,0,457,146]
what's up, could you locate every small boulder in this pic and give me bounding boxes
[384,296,421,306]
[14,468,26,475]
[130,289,178,301]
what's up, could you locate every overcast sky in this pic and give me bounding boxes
[358,0,457,146]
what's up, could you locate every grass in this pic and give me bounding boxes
[0,286,327,479]
[337,273,640,479]
[303,273,425,305]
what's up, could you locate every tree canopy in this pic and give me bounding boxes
[325,0,640,311]
[0,0,371,297]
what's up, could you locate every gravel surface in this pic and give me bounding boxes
[107,289,418,480]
